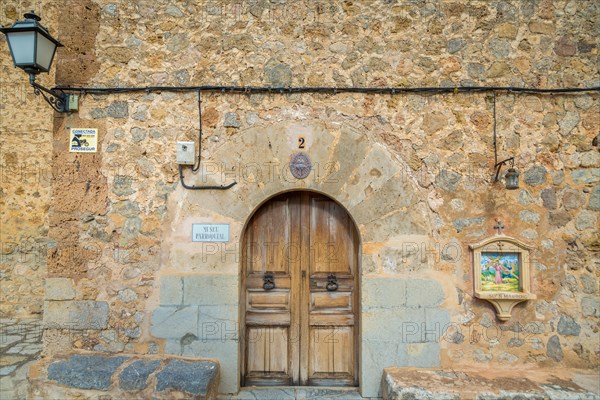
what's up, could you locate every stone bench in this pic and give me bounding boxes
[382,368,600,400]
[29,354,219,399]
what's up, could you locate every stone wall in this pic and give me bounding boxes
[2,0,599,398]
[0,0,58,318]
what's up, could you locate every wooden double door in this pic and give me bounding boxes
[241,191,359,387]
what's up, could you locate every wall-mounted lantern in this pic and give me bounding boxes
[494,157,520,190]
[0,12,76,112]
[504,167,520,190]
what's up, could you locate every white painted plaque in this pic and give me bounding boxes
[192,224,230,242]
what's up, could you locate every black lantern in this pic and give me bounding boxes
[0,11,62,74]
[1,12,74,112]
[504,167,520,190]
[494,157,520,190]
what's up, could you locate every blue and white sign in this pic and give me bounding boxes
[69,128,97,153]
[192,224,230,242]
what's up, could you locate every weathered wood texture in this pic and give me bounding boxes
[241,192,359,386]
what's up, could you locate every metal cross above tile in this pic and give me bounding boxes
[493,220,505,235]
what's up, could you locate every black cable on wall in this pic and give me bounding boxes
[54,84,600,95]
[57,83,598,190]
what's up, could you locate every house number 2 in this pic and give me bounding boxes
[298,137,305,149]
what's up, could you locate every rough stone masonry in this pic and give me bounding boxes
[0,0,598,399]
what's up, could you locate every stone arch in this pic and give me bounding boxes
[196,120,434,241]
[153,120,438,396]
[239,187,363,245]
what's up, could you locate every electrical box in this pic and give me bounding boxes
[176,141,196,165]
[67,94,79,112]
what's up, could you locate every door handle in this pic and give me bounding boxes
[326,274,338,292]
[263,273,275,290]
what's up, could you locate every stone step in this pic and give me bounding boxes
[222,387,368,400]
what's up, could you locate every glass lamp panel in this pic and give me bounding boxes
[5,31,35,65]
[35,32,57,71]
[506,178,519,190]
[505,170,519,190]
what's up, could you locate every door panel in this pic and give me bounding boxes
[309,326,354,385]
[310,197,354,275]
[307,194,358,386]
[246,326,291,385]
[242,192,358,387]
[247,198,291,274]
[243,194,298,386]
[248,292,290,310]
[309,314,355,326]
[310,292,352,312]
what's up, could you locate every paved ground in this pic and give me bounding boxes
[1,319,597,400]
[0,318,43,400]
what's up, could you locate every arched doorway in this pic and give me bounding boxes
[240,191,360,387]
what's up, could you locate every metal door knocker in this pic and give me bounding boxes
[326,274,338,291]
[263,273,275,291]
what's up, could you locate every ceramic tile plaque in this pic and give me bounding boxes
[470,236,536,321]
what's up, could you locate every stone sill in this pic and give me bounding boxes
[28,353,220,400]
[382,367,600,400]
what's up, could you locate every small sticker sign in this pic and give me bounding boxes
[192,224,230,242]
[70,128,98,153]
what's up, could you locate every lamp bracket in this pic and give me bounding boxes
[29,74,69,112]
[23,12,42,21]
[494,156,514,182]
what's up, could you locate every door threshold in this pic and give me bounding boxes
[221,386,365,400]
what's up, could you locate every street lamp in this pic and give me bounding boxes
[1,11,75,112]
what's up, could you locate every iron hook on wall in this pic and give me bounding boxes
[492,92,520,190]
